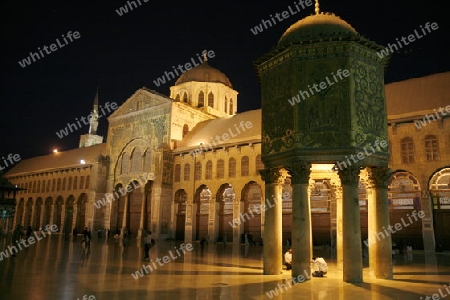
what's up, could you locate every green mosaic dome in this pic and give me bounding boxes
[278,12,358,46]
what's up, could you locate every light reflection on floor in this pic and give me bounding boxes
[1,234,450,300]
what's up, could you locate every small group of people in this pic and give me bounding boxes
[284,247,328,277]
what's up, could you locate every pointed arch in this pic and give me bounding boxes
[195,185,212,240]
[182,124,189,138]
[143,148,152,172]
[174,189,187,241]
[216,183,235,242]
[198,91,204,107]
[217,159,224,179]
[208,92,214,108]
[241,156,249,176]
[130,147,143,173]
[205,160,213,180]
[228,158,236,178]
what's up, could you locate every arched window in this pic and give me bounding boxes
[217,159,224,179]
[198,91,204,107]
[85,175,90,189]
[425,135,439,161]
[224,97,228,113]
[62,178,66,191]
[131,148,142,173]
[52,179,56,192]
[174,164,181,182]
[208,92,214,108]
[184,163,190,181]
[57,179,61,191]
[73,176,78,190]
[121,153,129,174]
[241,156,250,176]
[143,149,152,172]
[256,154,264,172]
[229,99,233,114]
[205,161,213,180]
[79,176,85,189]
[68,177,72,191]
[183,124,189,138]
[195,162,202,180]
[228,158,236,178]
[175,94,180,101]
[400,137,415,164]
[47,180,51,192]
[183,92,188,103]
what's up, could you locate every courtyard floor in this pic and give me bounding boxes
[1,233,449,300]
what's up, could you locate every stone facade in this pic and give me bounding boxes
[3,53,449,271]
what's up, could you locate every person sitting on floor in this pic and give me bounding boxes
[311,256,328,277]
[284,247,293,270]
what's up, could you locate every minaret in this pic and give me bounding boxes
[89,87,100,135]
[79,87,104,147]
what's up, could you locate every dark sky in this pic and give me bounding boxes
[1,0,448,167]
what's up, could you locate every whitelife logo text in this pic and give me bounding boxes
[18,31,81,68]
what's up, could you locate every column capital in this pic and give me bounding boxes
[286,161,311,184]
[337,165,361,185]
[332,182,343,199]
[368,167,392,189]
[259,167,284,185]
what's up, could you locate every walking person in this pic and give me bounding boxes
[143,230,152,261]
[26,226,33,239]
[122,228,129,248]
[11,225,23,257]
[223,232,227,247]
[81,227,90,249]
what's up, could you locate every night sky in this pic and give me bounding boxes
[1,0,448,168]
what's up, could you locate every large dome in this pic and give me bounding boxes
[175,61,233,88]
[278,12,358,46]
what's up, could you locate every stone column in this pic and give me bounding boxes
[368,167,393,279]
[366,180,377,278]
[287,161,312,280]
[184,200,193,244]
[72,204,78,231]
[138,189,147,239]
[232,197,241,245]
[338,165,363,283]
[260,167,283,275]
[38,204,45,229]
[334,183,343,270]
[121,192,129,236]
[420,189,436,253]
[48,204,54,227]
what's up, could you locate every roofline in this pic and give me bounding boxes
[173,139,261,156]
[5,164,94,179]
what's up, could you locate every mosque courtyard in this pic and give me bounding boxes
[1,233,450,300]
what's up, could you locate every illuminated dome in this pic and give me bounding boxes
[175,61,233,88]
[278,12,358,46]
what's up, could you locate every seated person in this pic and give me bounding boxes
[311,257,328,277]
[284,247,293,270]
